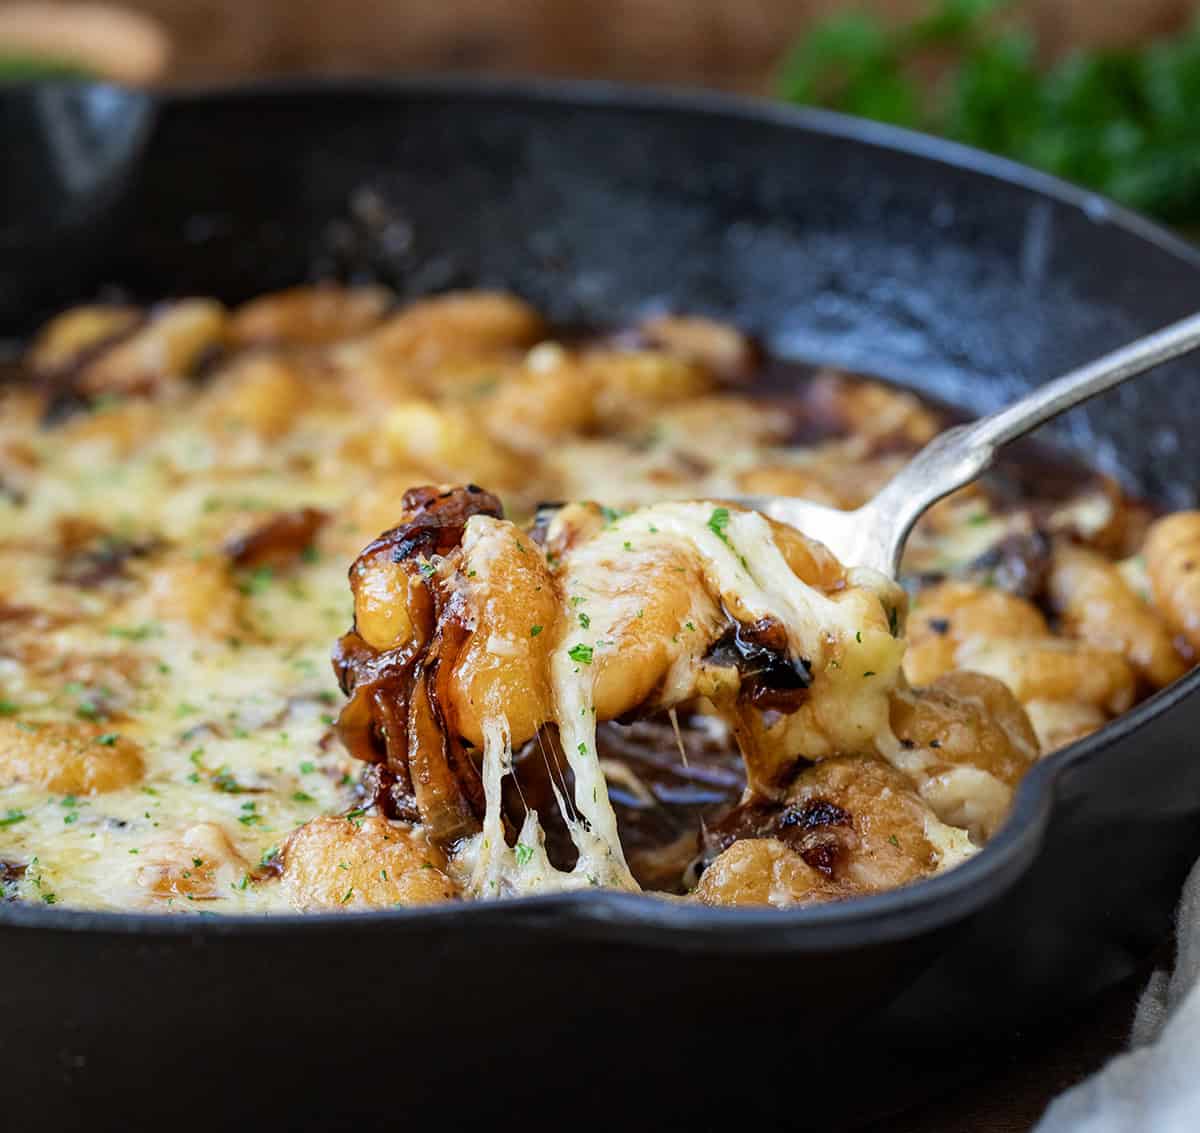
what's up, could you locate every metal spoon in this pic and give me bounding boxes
[735,312,1200,576]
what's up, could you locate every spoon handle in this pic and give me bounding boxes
[863,310,1200,576]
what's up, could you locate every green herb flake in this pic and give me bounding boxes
[707,507,732,545]
[514,842,535,867]
[0,700,19,716]
[292,791,315,803]
[96,732,120,747]
[578,612,591,630]
[106,622,161,642]
[530,624,544,638]
[240,566,275,596]
[0,809,26,827]
[567,643,594,665]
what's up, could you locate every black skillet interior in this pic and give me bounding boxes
[4,79,1200,1130]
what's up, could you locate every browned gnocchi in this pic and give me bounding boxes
[0,285,1196,915]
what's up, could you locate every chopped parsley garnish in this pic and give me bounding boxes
[0,700,18,716]
[530,624,544,637]
[300,545,320,564]
[855,630,863,643]
[96,733,119,746]
[299,761,316,775]
[578,612,591,630]
[707,507,732,545]
[888,835,900,848]
[106,622,161,642]
[0,809,27,827]
[212,768,245,793]
[967,512,991,526]
[417,560,436,578]
[239,566,275,596]
[863,670,876,678]
[341,888,354,904]
[685,621,696,632]
[623,541,633,551]
[577,742,588,755]
[292,791,315,803]
[514,843,535,867]
[567,643,594,665]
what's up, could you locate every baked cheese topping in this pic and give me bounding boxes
[0,286,1187,912]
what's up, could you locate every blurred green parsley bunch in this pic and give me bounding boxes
[777,0,1200,223]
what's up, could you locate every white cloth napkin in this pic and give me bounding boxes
[1036,856,1200,1132]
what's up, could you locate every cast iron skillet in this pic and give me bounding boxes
[4,78,1200,1130]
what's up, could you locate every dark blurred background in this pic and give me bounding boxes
[8,0,1200,224]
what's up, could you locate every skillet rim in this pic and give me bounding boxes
[3,73,1200,949]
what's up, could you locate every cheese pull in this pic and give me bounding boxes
[333,484,907,897]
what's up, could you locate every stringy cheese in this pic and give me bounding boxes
[454,501,913,898]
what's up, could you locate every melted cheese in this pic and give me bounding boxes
[447,499,915,899]
[2,291,1109,912]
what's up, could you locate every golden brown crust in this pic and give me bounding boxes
[1145,511,1200,653]
[0,719,144,794]
[230,284,393,347]
[1049,542,1186,689]
[694,838,839,907]
[280,815,458,909]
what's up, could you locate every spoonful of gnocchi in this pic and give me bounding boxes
[737,312,1200,577]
